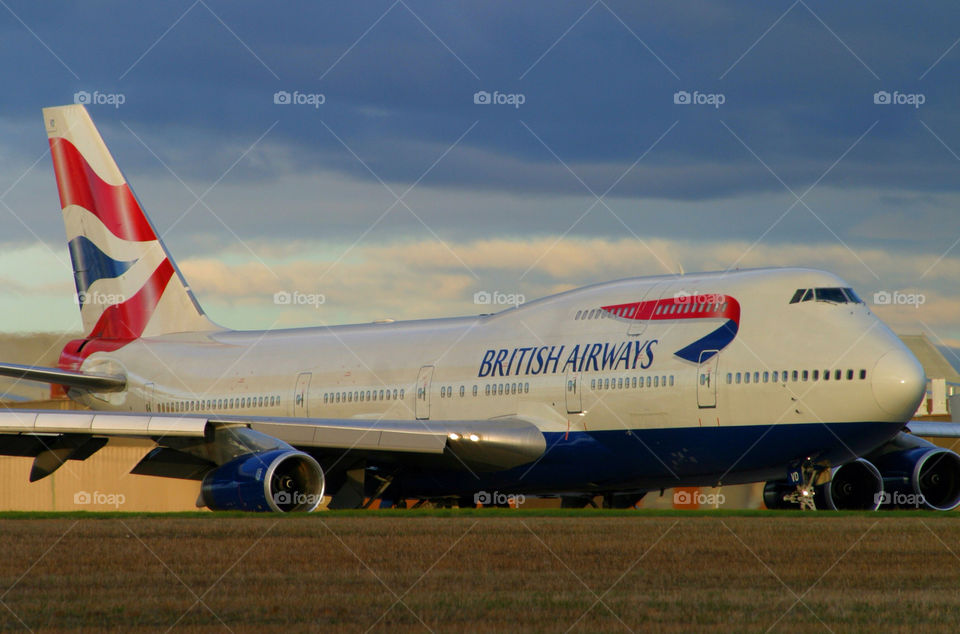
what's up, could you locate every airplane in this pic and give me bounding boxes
[0,103,958,513]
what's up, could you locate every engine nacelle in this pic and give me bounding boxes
[816,458,883,511]
[869,435,960,511]
[763,458,884,510]
[201,449,325,512]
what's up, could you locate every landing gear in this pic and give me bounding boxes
[781,460,827,511]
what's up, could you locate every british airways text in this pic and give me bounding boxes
[478,340,658,377]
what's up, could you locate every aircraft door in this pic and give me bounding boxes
[697,351,719,408]
[416,365,434,420]
[565,372,582,414]
[628,282,669,336]
[294,372,312,417]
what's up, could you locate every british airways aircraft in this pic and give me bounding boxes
[1,104,958,513]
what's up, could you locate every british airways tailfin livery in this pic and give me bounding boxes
[1,104,958,513]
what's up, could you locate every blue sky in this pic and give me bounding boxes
[2,1,960,345]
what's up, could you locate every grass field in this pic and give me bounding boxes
[1,510,959,632]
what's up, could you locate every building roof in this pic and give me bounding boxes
[899,334,960,382]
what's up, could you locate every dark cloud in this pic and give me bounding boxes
[3,0,960,253]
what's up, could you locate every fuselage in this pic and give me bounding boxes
[70,267,926,496]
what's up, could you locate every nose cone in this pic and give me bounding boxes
[872,348,926,419]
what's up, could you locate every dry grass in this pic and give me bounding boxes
[0,514,958,632]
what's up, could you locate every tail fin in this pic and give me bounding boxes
[43,105,215,339]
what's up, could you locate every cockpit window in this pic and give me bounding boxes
[789,288,813,303]
[815,288,847,304]
[790,287,864,305]
[842,287,863,303]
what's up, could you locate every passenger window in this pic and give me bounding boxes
[802,370,809,381]
[726,373,732,384]
[744,372,750,384]
[485,384,490,396]
[846,369,853,380]
[792,370,798,382]
[524,383,529,393]
[859,370,866,380]
[763,371,769,383]
[823,370,829,381]
[772,371,778,383]
[591,379,596,389]
[835,369,842,380]
[460,386,465,397]
[812,370,819,381]
[753,372,759,383]
[736,372,741,384]
[669,375,674,387]
[654,376,659,387]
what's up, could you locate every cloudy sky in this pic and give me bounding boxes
[2,1,960,348]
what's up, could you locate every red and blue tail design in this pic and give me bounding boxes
[44,105,214,340]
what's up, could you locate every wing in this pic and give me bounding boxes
[0,362,125,392]
[0,409,546,480]
[906,420,960,437]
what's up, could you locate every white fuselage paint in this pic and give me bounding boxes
[73,268,920,441]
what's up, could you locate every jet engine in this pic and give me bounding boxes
[201,449,325,512]
[868,433,960,511]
